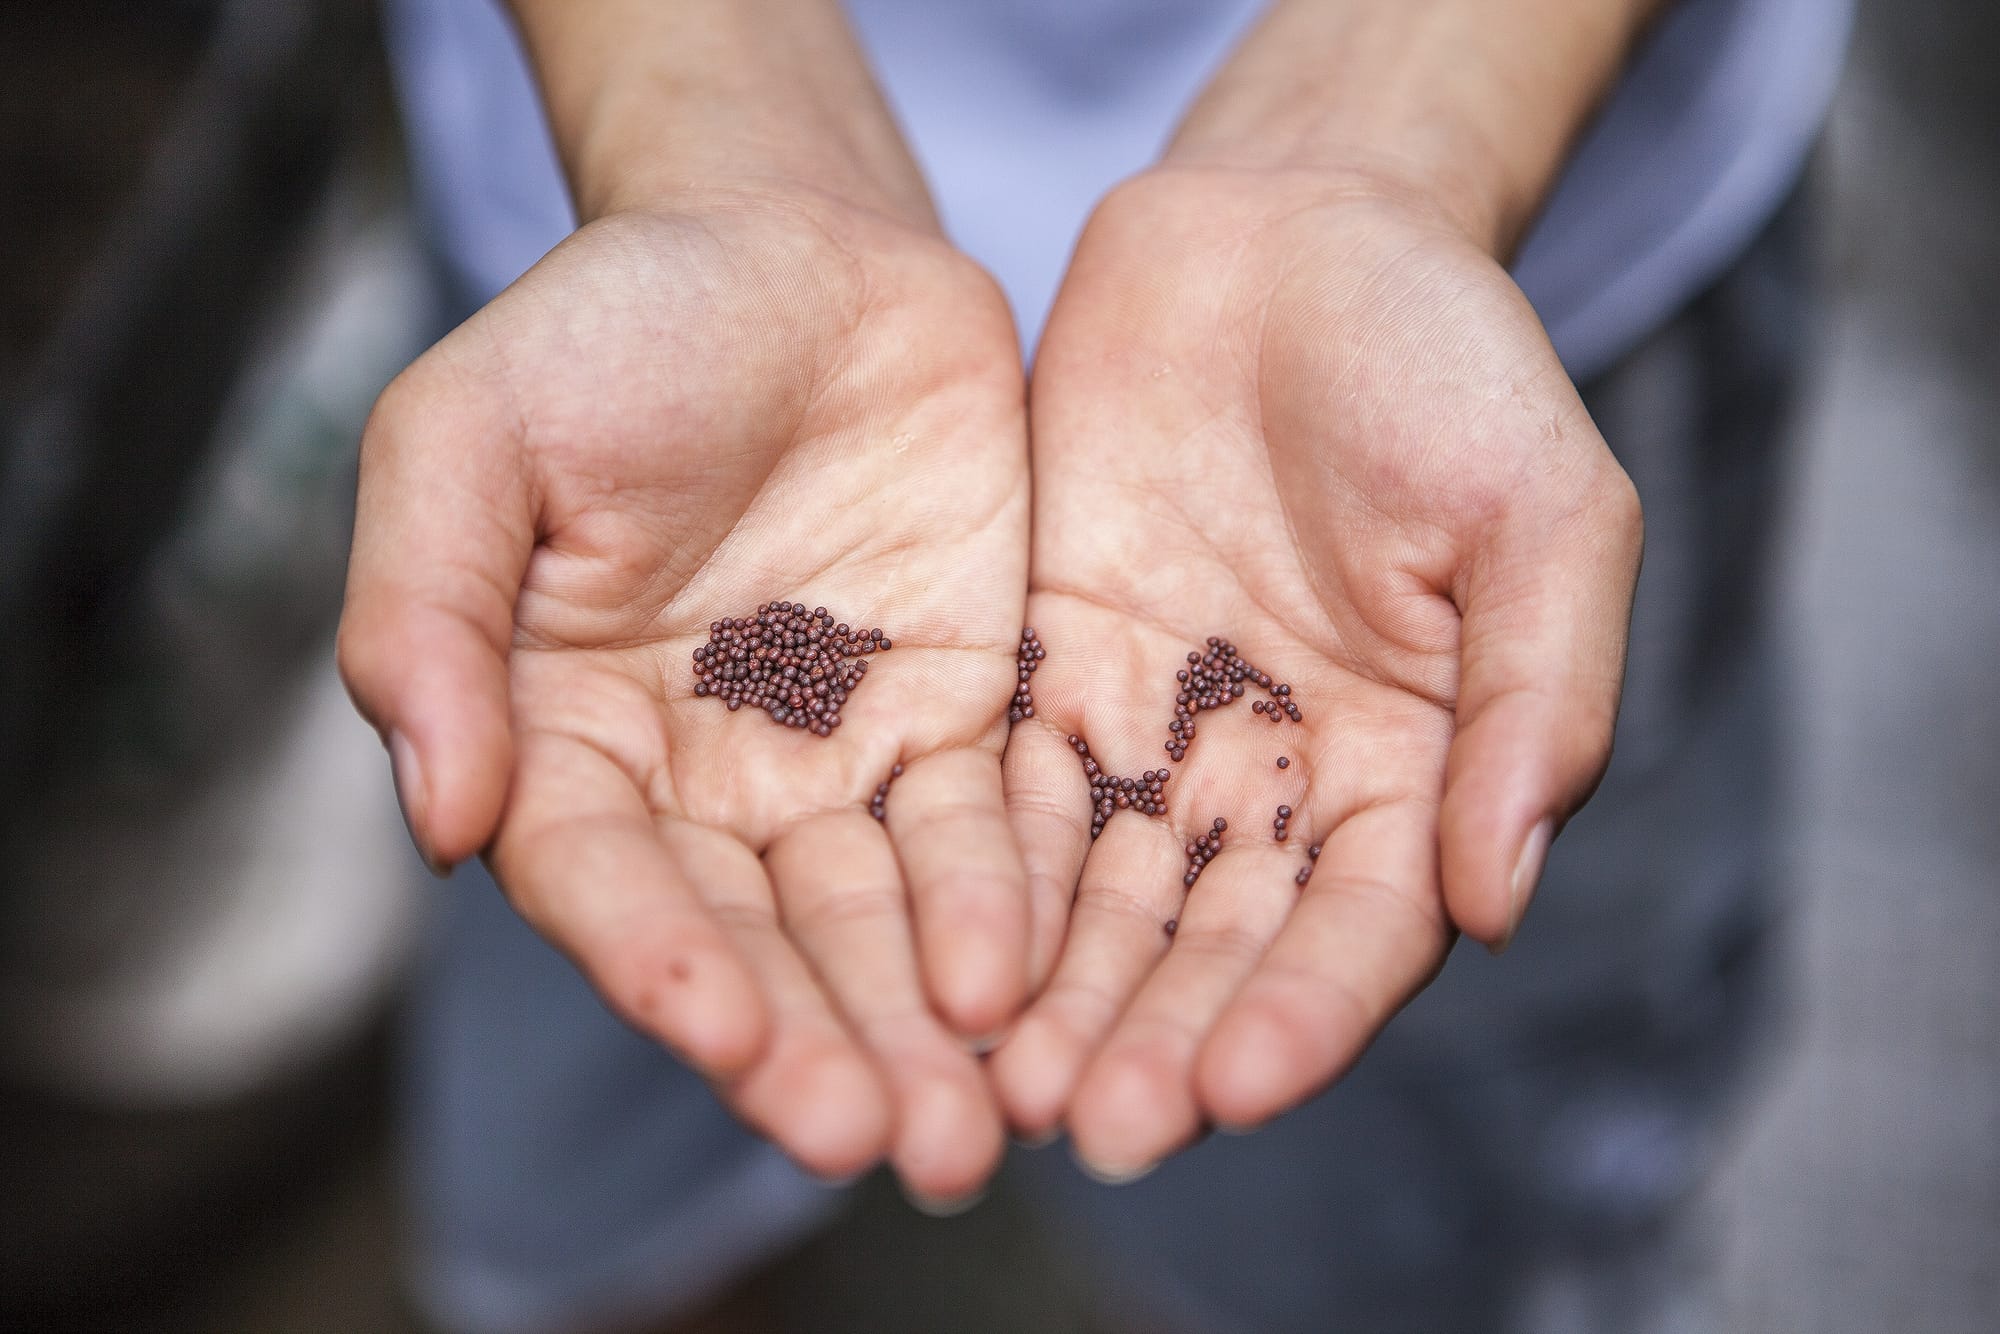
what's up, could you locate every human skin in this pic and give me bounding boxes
[991,0,1664,1179]
[343,0,1666,1202]
[337,0,1031,1204]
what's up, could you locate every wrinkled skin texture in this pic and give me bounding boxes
[992,168,1642,1177]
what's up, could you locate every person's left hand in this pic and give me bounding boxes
[990,166,1643,1177]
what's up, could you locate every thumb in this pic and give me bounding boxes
[337,360,533,873]
[1438,456,1643,951]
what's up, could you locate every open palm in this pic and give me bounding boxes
[993,170,1642,1176]
[340,199,1030,1200]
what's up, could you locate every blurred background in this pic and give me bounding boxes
[0,0,1993,1330]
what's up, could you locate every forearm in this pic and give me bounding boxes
[1169,0,1671,255]
[506,0,932,225]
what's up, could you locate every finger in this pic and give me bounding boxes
[1195,797,1451,1130]
[767,811,1005,1203]
[1065,843,1300,1178]
[986,815,1184,1141]
[1440,459,1643,950]
[1002,720,1095,994]
[489,730,768,1080]
[658,821,894,1182]
[337,360,532,871]
[885,747,1030,1042]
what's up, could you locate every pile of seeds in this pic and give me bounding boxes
[1068,734,1170,840]
[1183,817,1228,886]
[1272,804,1292,842]
[869,762,904,822]
[1166,637,1299,762]
[691,601,890,736]
[1010,628,1045,722]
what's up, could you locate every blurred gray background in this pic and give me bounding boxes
[1,0,1994,1330]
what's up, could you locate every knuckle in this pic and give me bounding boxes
[788,885,906,939]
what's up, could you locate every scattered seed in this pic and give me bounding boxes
[1163,918,1178,937]
[693,601,889,735]
[1069,734,1171,839]
[869,762,905,822]
[1276,756,1289,769]
[1010,627,1046,722]
[1295,865,1312,886]
[1163,637,1301,761]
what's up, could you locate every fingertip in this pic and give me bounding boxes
[1491,816,1552,954]
[781,1044,895,1184]
[1437,691,1570,949]
[405,674,515,869]
[343,608,514,870]
[1067,1053,1192,1178]
[385,729,446,875]
[926,932,1028,1045]
[1194,1004,1302,1132]
[890,1065,1005,1203]
[987,1015,1081,1141]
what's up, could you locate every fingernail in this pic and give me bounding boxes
[389,730,451,878]
[809,1168,869,1190]
[963,1024,1013,1056]
[901,1181,987,1218]
[1493,818,1553,955]
[1010,1127,1059,1150]
[1071,1145,1157,1186]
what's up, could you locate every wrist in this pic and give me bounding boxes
[1164,0,1668,256]
[507,0,935,229]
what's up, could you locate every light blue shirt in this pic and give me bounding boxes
[386,0,1852,380]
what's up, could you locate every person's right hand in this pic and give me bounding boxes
[337,189,1031,1205]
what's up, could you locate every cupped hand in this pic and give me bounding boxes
[992,168,1642,1177]
[338,193,1030,1202]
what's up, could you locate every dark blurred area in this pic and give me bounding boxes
[2,1,427,1328]
[1,0,1996,1331]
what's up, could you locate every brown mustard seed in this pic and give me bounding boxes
[693,600,890,735]
[1070,734,1171,839]
[1276,756,1289,768]
[1163,637,1302,761]
[1295,865,1313,886]
[1010,627,1046,722]
[1163,918,1179,937]
[1182,816,1229,886]
[868,762,905,822]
